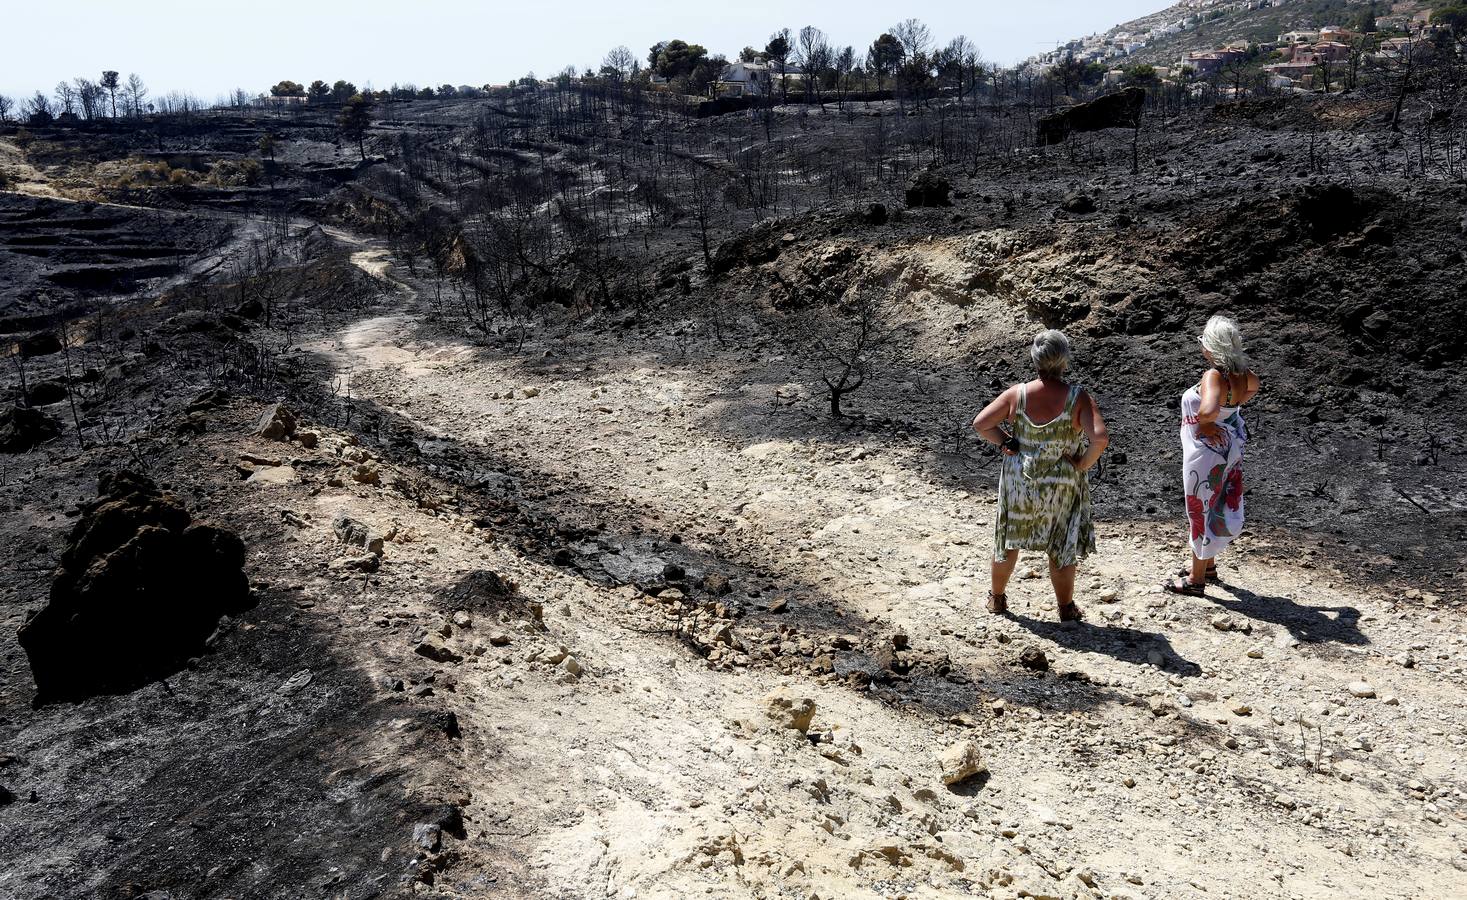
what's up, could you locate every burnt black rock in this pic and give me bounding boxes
[0,404,61,452]
[1036,87,1146,146]
[905,170,952,208]
[18,471,255,704]
[25,379,68,406]
[1018,646,1049,672]
[18,332,62,358]
[1062,194,1097,214]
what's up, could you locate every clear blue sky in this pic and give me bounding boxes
[3,0,1164,102]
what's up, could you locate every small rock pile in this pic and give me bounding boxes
[332,513,385,573]
[18,470,255,703]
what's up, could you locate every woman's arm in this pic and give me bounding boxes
[1070,390,1110,471]
[972,386,1019,454]
[1241,370,1261,404]
[1194,369,1224,426]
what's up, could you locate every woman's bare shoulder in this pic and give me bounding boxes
[1242,369,1261,398]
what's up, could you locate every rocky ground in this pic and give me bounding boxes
[0,93,1464,898]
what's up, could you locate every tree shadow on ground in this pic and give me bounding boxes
[1210,582,1368,646]
[283,294,1260,741]
[1009,612,1203,676]
[290,372,1167,728]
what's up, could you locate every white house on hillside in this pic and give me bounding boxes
[716,61,804,98]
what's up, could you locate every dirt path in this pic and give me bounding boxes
[6,221,1457,899]
[283,243,1467,898]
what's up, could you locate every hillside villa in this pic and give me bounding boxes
[715,61,804,98]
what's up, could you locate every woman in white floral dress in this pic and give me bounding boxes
[1164,315,1260,596]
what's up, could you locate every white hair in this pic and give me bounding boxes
[1200,315,1250,373]
[1030,329,1072,380]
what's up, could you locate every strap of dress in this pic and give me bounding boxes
[1064,384,1081,420]
[1017,383,1027,416]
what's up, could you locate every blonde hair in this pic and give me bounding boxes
[1030,329,1071,380]
[1200,315,1249,373]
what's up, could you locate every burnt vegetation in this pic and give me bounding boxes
[0,15,1464,550]
[1,11,1466,897]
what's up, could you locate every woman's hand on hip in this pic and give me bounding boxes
[1197,422,1224,443]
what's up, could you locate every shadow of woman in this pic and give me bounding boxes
[1209,582,1368,646]
[1010,613,1203,676]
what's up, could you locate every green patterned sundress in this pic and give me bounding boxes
[993,383,1096,569]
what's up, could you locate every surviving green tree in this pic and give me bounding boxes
[648,39,709,81]
[100,71,120,118]
[766,29,793,101]
[868,33,903,91]
[338,95,372,160]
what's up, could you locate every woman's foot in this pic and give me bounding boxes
[1177,564,1220,583]
[1162,576,1206,597]
[986,591,1008,614]
[1058,600,1083,622]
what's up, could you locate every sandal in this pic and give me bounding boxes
[1177,565,1220,584]
[1058,601,1084,622]
[1162,576,1206,597]
[986,591,1009,614]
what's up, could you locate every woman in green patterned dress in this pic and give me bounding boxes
[972,330,1109,621]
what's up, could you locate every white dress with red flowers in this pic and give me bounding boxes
[1180,382,1246,560]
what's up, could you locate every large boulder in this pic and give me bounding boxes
[1061,193,1097,214]
[1036,87,1146,146]
[710,223,782,275]
[18,471,255,704]
[0,405,61,452]
[333,514,384,556]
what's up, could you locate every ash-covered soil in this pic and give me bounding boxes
[0,194,233,326]
[0,92,1464,898]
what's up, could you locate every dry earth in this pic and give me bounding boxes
[168,235,1467,897]
[2,97,1466,899]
